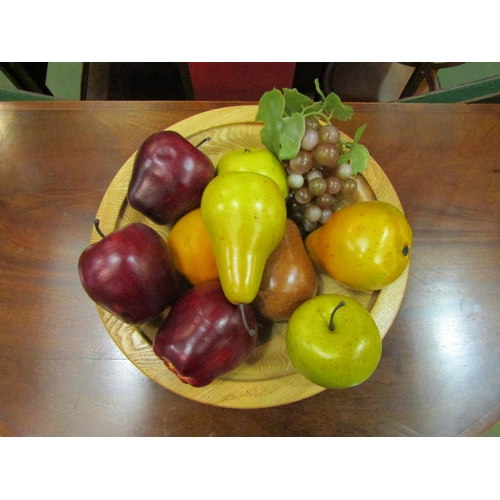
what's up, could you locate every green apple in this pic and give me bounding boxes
[217,148,289,198]
[286,294,382,389]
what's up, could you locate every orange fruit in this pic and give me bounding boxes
[167,208,219,285]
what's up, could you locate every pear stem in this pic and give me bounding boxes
[94,219,106,239]
[239,303,256,337]
[329,301,346,331]
[196,137,211,148]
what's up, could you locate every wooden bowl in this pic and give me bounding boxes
[92,105,409,409]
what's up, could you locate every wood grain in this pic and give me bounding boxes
[92,105,408,408]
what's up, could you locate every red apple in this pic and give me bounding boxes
[127,131,214,225]
[78,221,181,325]
[153,281,258,387]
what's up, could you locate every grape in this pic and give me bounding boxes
[294,186,313,204]
[300,127,320,151]
[312,142,339,168]
[287,173,304,189]
[312,158,324,171]
[319,124,340,144]
[304,204,322,223]
[341,177,358,196]
[332,200,346,212]
[320,208,333,224]
[284,124,360,235]
[306,169,323,183]
[325,175,342,194]
[287,196,304,214]
[288,211,305,228]
[305,117,320,130]
[335,162,353,180]
[289,150,313,174]
[308,177,327,196]
[303,220,318,233]
[316,192,334,209]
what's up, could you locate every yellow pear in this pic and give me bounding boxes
[201,171,286,304]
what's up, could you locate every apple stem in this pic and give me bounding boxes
[244,148,250,153]
[329,301,346,331]
[195,137,211,148]
[94,219,106,239]
[239,303,256,337]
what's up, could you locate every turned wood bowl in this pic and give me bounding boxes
[91,105,409,409]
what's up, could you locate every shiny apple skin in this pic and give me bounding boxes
[127,131,215,225]
[78,223,180,325]
[153,281,258,387]
[286,294,382,389]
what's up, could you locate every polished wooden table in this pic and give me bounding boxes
[1,100,499,437]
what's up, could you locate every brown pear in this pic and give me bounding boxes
[253,219,318,322]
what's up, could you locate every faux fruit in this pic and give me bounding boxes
[286,294,382,389]
[167,208,219,285]
[78,221,180,325]
[256,81,371,235]
[127,131,214,225]
[285,157,361,235]
[305,200,412,291]
[201,171,287,305]
[253,219,318,322]
[217,147,289,198]
[153,281,258,387]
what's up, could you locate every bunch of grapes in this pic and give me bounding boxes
[283,117,359,236]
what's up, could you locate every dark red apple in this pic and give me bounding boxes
[153,281,258,387]
[127,131,214,225]
[78,221,181,325]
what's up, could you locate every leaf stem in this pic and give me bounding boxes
[302,109,332,125]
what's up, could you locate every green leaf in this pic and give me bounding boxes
[323,92,353,121]
[277,113,305,160]
[337,123,369,174]
[314,78,353,122]
[259,117,283,157]
[337,150,352,166]
[303,101,323,115]
[314,79,327,101]
[257,89,288,158]
[283,88,312,116]
[353,123,367,143]
[349,143,370,174]
[256,88,285,122]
